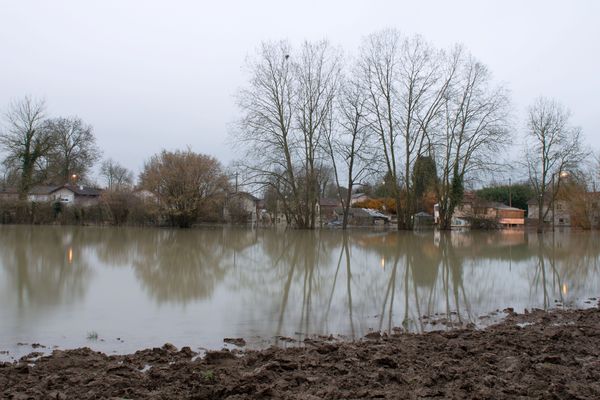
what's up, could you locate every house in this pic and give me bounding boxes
[133,189,158,203]
[28,184,102,206]
[528,192,600,228]
[223,191,260,224]
[434,192,525,228]
[317,197,342,225]
[527,196,571,227]
[28,185,60,203]
[0,187,19,202]
[334,207,390,226]
[263,199,288,225]
[414,211,435,228]
[479,202,526,227]
[434,192,476,227]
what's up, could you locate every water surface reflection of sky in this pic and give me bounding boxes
[1,226,599,359]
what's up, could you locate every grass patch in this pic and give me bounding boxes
[201,370,215,382]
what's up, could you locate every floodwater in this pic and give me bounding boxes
[1,225,599,360]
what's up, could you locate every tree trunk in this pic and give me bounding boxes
[537,196,544,234]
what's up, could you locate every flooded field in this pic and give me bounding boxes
[1,225,599,360]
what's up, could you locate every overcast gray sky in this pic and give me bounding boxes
[1,0,599,180]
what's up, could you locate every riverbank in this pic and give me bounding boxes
[2,306,599,399]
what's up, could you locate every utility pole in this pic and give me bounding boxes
[508,177,512,207]
[552,174,556,232]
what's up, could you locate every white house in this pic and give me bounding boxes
[27,184,102,206]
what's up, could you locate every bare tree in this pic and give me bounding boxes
[139,149,229,227]
[435,49,511,229]
[45,116,101,184]
[236,41,300,225]
[236,40,340,229]
[359,30,453,229]
[323,74,372,229]
[0,97,53,198]
[525,97,588,233]
[294,40,341,228]
[100,158,134,191]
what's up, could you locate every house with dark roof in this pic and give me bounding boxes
[28,184,102,206]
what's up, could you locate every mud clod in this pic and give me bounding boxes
[1,307,600,399]
[224,338,246,347]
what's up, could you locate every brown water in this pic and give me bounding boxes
[1,225,599,361]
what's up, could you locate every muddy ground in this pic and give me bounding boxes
[1,306,599,399]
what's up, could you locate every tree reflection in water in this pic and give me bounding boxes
[2,226,600,343]
[0,226,92,315]
[130,228,258,303]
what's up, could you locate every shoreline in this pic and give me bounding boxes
[2,305,599,399]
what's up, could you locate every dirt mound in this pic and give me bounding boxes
[2,307,599,399]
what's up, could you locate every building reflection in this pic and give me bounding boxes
[1,225,600,341]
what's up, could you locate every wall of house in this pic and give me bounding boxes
[497,209,525,219]
[528,202,570,226]
[224,195,257,223]
[53,188,75,204]
[28,194,51,202]
[0,194,18,202]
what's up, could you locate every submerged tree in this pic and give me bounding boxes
[359,30,454,229]
[323,73,372,229]
[139,149,229,228]
[236,40,341,228]
[524,97,588,233]
[412,155,438,213]
[235,31,513,230]
[434,50,510,230]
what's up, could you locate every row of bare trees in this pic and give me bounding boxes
[0,97,99,198]
[0,98,232,228]
[235,29,514,230]
[0,97,137,197]
[235,29,592,231]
